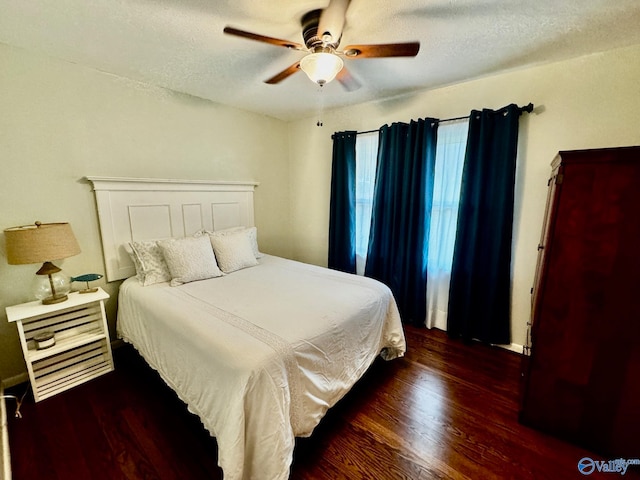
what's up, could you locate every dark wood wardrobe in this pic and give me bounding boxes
[520,146,640,457]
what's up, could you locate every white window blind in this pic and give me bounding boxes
[355,132,378,275]
[425,119,468,329]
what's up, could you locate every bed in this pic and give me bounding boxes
[87,177,406,480]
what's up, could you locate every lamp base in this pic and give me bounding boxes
[33,262,71,304]
[41,293,69,305]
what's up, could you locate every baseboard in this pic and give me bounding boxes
[497,342,524,355]
[1,374,27,390]
[428,326,524,355]
[1,382,11,480]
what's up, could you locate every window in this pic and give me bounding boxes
[425,119,468,329]
[354,132,378,275]
[427,119,468,273]
[354,121,468,278]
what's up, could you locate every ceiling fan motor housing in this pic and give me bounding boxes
[302,10,339,51]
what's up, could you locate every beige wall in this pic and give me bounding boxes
[0,43,291,383]
[288,43,640,349]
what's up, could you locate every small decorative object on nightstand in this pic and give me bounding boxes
[71,273,103,294]
[5,288,113,402]
[33,331,56,349]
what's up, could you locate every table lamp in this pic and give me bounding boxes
[4,221,81,304]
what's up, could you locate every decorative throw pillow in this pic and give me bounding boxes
[158,235,223,286]
[243,226,263,259]
[128,240,172,286]
[207,226,263,259]
[209,230,259,273]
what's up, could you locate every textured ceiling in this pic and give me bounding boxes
[2,0,640,121]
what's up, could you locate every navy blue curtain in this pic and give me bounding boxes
[365,119,438,325]
[447,104,522,344]
[328,131,357,273]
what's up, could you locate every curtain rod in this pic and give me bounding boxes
[352,102,534,136]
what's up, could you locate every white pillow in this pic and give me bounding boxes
[209,230,259,273]
[128,240,172,286]
[204,226,263,259]
[158,236,223,286]
[242,226,263,259]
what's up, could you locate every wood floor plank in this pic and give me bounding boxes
[8,325,637,479]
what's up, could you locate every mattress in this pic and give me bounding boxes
[117,254,405,480]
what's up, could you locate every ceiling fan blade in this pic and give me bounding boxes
[336,67,361,92]
[223,26,305,51]
[264,61,301,84]
[318,0,351,47]
[342,42,420,58]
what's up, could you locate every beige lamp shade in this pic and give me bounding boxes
[5,222,81,265]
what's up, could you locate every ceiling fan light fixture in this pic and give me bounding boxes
[300,52,344,86]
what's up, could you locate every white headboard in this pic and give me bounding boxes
[86,176,259,282]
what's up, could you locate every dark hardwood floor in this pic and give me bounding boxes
[7,326,634,479]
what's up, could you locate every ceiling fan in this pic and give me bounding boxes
[223,0,420,91]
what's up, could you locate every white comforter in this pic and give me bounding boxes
[117,255,405,480]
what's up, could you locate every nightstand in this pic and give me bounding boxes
[6,288,114,402]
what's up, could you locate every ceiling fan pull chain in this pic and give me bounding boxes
[316,86,325,127]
